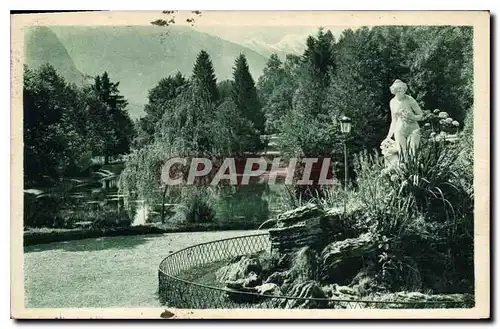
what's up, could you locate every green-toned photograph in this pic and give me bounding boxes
[11,10,490,319]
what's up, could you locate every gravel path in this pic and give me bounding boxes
[24,230,262,308]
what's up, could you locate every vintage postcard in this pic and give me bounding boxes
[10,10,490,319]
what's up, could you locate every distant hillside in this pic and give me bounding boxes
[43,26,269,118]
[195,26,347,61]
[24,26,87,86]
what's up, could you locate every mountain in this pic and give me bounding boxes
[239,34,310,59]
[194,26,313,59]
[41,26,269,118]
[194,26,347,60]
[24,26,87,86]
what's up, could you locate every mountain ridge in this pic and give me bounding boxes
[24,26,87,86]
[25,25,270,119]
[51,26,269,118]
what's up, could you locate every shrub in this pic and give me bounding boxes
[308,132,474,293]
[90,208,132,228]
[386,139,466,222]
[24,192,74,228]
[171,187,216,224]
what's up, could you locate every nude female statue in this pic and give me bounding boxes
[383,79,424,158]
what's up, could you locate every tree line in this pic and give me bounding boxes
[24,25,473,191]
[119,50,267,219]
[257,26,472,184]
[135,50,265,154]
[260,26,472,149]
[23,65,135,185]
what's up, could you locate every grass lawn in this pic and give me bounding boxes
[24,230,262,308]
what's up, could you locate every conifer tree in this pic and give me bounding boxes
[231,54,265,136]
[192,50,219,103]
[302,27,336,86]
[88,72,134,163]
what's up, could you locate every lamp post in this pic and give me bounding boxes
[340,116,352,215]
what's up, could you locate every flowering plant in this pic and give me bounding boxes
[421,109,461,139]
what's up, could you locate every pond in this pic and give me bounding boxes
[25,158,301,230]
[133,183,292,227]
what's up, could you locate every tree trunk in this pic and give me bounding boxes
[161,185,168,224]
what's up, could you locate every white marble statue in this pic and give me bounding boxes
[382,79,424,160]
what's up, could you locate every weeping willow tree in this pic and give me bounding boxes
[119,71,254,224]
[119,139,182,223]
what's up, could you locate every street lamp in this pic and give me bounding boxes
[340,116,352,215]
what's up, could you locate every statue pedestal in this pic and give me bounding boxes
[380,138,399,167]
[384,153,399,167]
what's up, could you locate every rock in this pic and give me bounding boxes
[322,284,358,299]
[336,285,357,295]
[255,250,285,277]
[225,282,257,292]
[323,284,356,296]
[256,283,281,296]
[269,204,350,255]
[216,256,262,283]
[320,233,377,283]
[276,204,325,227]
[289,247,318,282]
[280,278,294,294]
[244,272,262,288]
[265,271,289,286]
[269,222,330,254]
[276,280,329,309]
[347,265,387,296]
[224,286,260,304]
[225,271,262,290]
[223,271,263,304]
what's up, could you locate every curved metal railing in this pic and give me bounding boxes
[158,233,472,309]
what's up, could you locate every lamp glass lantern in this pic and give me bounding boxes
[340,116,352,134]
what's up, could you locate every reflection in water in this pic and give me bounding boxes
[133,201,148,226]
[129,183,287,228]
[213,184,270,228]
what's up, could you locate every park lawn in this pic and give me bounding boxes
[24,230,261,308]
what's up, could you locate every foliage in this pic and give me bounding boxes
[23,65,92,184]
[88,208,132,228]
[454,108,474,197]
[231,54,265,150]
[171,187,216,224]
[137,72,187,146]
[23,63,136,187]
[266,26,472,177]
[212,99,259,154]
[305,125,474,293]
[257,54,296,134]
[356,139,473,292]
[86,72,135,162]
[24,192,69,228]
[121,50,268,227]
[119,139,185,220]
[192,50,219,103]
[217,79,234,101]
[302,27,336,86]
[409,26,473,124]
[213,184,270,228]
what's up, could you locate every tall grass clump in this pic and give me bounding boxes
[349,129,474,293]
